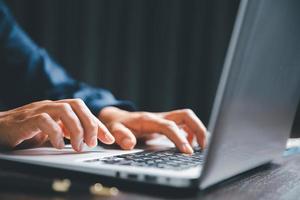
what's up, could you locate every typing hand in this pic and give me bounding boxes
[0,99,114,151]
[99,106,207,154]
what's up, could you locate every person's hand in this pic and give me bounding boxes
[99,106,207,154]
[0,99,115,151]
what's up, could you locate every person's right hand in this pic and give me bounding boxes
[0,99,115,151]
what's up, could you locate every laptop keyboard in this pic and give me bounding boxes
[85,147,204,170]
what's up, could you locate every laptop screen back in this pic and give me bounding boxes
[199,0,300,189]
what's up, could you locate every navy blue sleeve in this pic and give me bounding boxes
[0,1,135,115]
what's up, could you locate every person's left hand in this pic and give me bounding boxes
[98,106,207,154]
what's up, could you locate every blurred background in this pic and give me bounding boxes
[5,0,299,134]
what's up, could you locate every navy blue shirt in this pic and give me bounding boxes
[0,1,135,115]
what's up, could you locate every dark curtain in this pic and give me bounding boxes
[4,0,299,134]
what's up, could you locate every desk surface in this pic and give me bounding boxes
[0,152,300,200]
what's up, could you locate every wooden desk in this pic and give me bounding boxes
[0,151,299,200]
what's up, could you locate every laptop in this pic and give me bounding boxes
[0,0,299,189]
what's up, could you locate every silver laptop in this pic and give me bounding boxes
[0,0,299,189]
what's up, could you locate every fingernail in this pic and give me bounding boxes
[104,132,115,144]
[58,139,65,149]
[90,136,98,147]
[78,140,85,151]
[122,138,134,149]
[181,143,193,154]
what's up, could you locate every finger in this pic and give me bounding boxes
[58,121,70,139]
[59,99,115,146]
[16,133,48,149]
[43,103,84,152]
[28,132,48,147]
[137,115,193,154]
[21,113,65,149]
[162,109,207,149]
[97,119,115,145]
[108,123,136,150]
[180,124,195,146]
[59,99,98,147]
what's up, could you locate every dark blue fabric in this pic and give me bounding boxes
[0,1,135,115]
